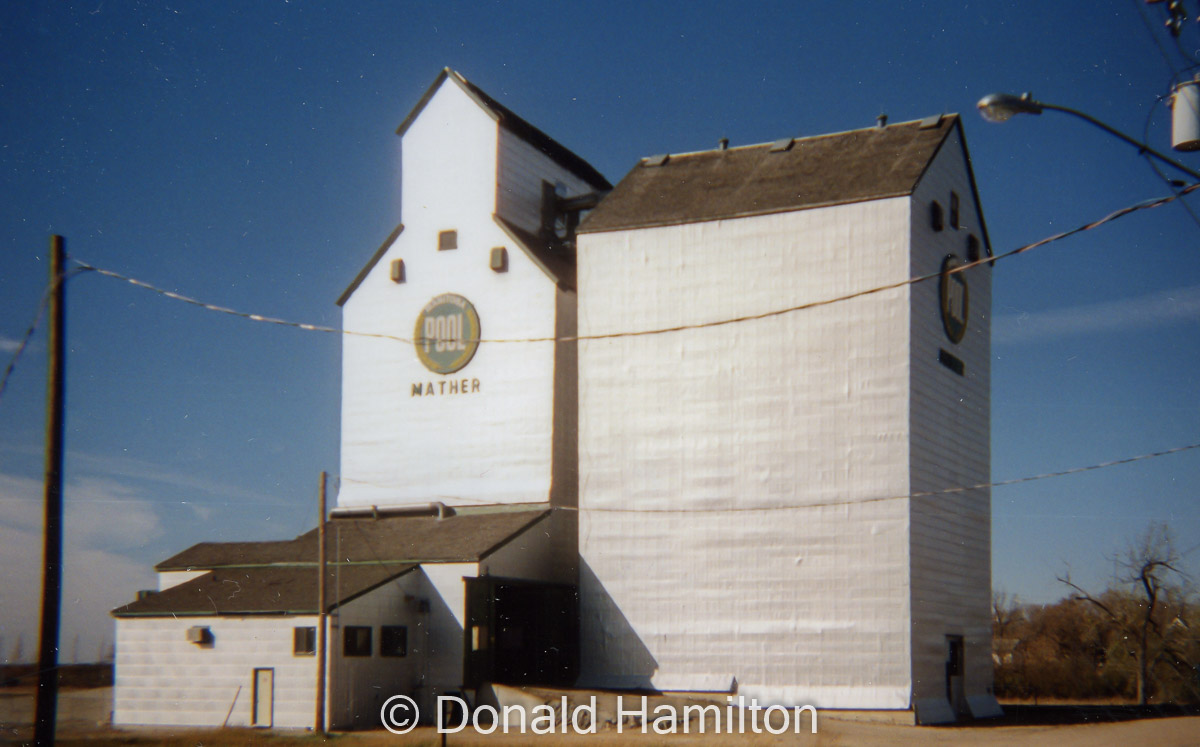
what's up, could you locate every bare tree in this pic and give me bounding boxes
[993,590,1021,640]
[1058,523,1187,705]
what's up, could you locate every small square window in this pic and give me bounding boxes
[381,626,408,657]
[293,626,316,656]
[438,230,458,251]
[343,626,372,657]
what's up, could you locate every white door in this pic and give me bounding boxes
[252,668,274,727]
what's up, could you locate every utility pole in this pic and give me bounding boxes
[34,235,66,747]
[315,471,327,734]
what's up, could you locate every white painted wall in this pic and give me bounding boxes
[907,128,994,712]
[158,570,206,591]
[326,572,424,729]
[113,615,319,728]
[415,562,477,703]
[576,201,916,708]
[339,78,570,509]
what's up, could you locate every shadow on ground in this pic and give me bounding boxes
[966,703,1200,727]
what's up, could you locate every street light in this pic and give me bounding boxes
[977,91,1200,183]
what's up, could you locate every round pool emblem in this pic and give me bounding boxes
[414,293,481,374]
[939,255,969,344]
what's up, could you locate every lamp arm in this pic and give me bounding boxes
[1039,102,1200,182]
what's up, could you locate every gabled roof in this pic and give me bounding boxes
[155,505,550,570]
[113,563,416,617]
[399,68,611,192]
[128,506,551,617]
[335,223,403,307]
[580,115,962,234]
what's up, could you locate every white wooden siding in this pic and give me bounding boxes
[576,201,916,708]
[339,79,567,509]
[157,570,206,591]
[326,573,424,729]
[907,128,994,709]
[496,128,596,236]
[113,615,319,728]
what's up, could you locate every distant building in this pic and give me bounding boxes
[112,68,997,729]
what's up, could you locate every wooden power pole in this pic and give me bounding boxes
[315,471,328,734]
[34,235,66,747]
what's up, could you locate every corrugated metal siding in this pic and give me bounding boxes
[577,202,915,708]
[907,127,993,707]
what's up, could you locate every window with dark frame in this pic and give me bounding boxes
[438,230,458,251]
[949,191,960,229]
[381,625,408,657]
[930,201,944,232]
[966,234,981,262]
[343,626,372,657]
[293,626,316,656]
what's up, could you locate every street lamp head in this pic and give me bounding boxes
[977,92,1044,123]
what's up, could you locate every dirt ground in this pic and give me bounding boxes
[3,689,1199,746]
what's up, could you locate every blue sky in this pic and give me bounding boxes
[1,1,1198,661]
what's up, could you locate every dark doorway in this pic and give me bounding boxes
[463,576,578,688]
[945,635,965,716]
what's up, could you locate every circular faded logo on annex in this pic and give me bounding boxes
[939,254,969,344]
[414,294,481,374]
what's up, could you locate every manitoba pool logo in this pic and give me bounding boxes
[939,254,969,344]
[414,293,481,374]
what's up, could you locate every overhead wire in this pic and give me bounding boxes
[1131,0,1188,79]
[1,435,1195,514]
[331,439,1200,515]
[1141,91,1200,234]
[69,182,1200,348]
[0,268,85,406]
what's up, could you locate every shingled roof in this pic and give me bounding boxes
[123,506,551,617]
[113,563,416,617]
[156,506,551,571]
[580,115,961,234]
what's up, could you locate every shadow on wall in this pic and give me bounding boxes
[331,572,463,730]
[577,558,658,689]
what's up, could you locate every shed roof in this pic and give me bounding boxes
[112,563,416,617]
[579,115,961,234]
[156,505,551,571]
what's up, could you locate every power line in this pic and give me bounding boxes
[0,436,1189,518]
[0,268,83,406]
[0,293,50,403]
[71,182,1200,347]
[334,439,1200,515]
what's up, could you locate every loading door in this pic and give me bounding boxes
[464,577,578,689]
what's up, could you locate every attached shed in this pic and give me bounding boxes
[112,505,576,729]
